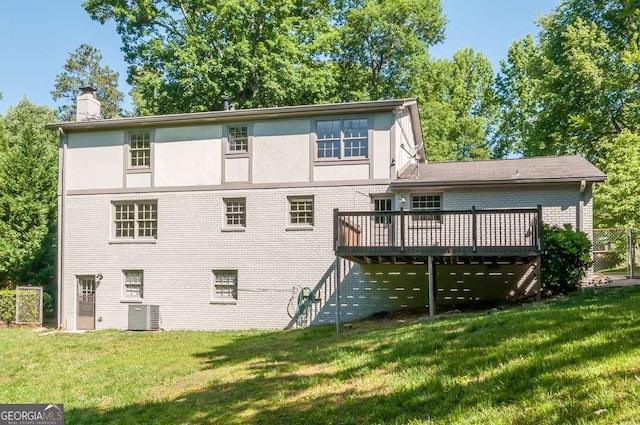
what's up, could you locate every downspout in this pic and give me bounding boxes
[578,179,586,232]
[56,127,67,329]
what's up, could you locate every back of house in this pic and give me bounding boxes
[47,92,605,331]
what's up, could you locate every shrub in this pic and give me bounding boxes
[541,224,592,295]
[0,290,15,325]
[43,291,54,315]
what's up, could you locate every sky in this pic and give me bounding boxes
[0,0,560,115]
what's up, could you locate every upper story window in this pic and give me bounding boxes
[224,198,246,228]
[128,131,151,168]
[288,196,314,227]
[228,125,248,153]
[114,201,157,239]
[316,119,368,160]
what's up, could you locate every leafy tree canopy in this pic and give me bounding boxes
[82,0,445,114]
[594,131,640,228]
[494,0,640,162]
[51,44,124,121]
[0,99,58,288]
[415,48,497,161]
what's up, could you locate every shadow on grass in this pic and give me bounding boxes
[67,286,640,424]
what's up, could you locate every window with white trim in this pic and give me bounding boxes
[316,118,368,159]
[113,201,157,239]
[288,196,314,226]
[224,198,246,228]
[128,131,151,168]
[228,125,248,153]
[213,270,238,301]
[123,270,143,299]
[411,194,442,223]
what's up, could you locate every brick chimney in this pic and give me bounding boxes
[76,87,101,121]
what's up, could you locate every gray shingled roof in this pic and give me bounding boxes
[394,155,606,187]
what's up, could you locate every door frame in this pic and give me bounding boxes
[76,275,96,330]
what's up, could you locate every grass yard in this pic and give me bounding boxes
[2,287,640,424]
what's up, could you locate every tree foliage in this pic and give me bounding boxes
[51,44,124,121]
[0,99,58,289]
[415,48,496,161]
[334,0,445,101]
[83,0,445,114]
[494,0,640,162]
[594,131,640,228]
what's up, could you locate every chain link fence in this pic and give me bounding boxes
[592,228,638,278]
[15,286,43,325]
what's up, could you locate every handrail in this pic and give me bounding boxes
[334,207,541,253]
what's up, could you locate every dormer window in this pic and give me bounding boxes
[316,119,368,160]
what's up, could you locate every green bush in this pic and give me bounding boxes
[542,224,592,295]
[0,290,15,325]
[43,291,54,315]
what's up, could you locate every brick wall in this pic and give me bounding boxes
[61,182,594,330]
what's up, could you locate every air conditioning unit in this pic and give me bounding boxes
[128,305,160,331]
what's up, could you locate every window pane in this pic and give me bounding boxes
[225,198,246,227]
[316,120,340,159]
[289,197,313,225]
[115,203,135,238]
[228,126,248,152]
[124,271,143,298]
[343,119,368,158]
[137,202,157,238]
[344,139,368,157]
[214,271,238,300]
[412,195,441,222]
[129,131,151,167]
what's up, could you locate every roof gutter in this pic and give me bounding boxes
[46,98,417,133]
[391,176,607,189]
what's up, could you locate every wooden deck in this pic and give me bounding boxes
[334,206,543,263]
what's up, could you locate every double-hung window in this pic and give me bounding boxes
[213,270,238,302]
[316,118,368,160]
[114,201,157,240]
[288,196,314,227]
[227,125,248,153]
[123,270,143,300]
[128,131,151,168]
[224,198,246,228]
[411,194,442,224]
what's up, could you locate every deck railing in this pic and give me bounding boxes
[334,206,542,257]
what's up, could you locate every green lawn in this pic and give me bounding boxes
[2,287,640,424]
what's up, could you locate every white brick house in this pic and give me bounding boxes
[47,93,606,331]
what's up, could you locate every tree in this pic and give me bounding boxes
[82,0,446,114]
[51,44,123,120]
[492,35,542,158]
[333,0,445,101]
[83,0,339,114]
[414,48,497,161]
[0,99,58,289]
[594,131,640,228]
[494,0,640,162]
